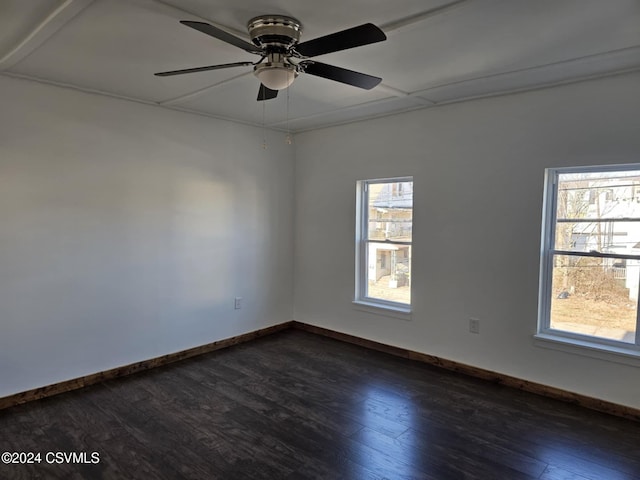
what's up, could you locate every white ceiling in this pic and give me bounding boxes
[2,0,639,132]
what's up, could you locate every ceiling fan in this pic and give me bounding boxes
[155,15,387,101]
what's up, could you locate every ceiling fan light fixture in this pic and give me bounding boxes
[254,62,298,90]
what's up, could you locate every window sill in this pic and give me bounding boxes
[534,333,640,367]
[352,300,412,321]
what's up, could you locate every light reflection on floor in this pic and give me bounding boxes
[535,443,634,480]
[353,383,429,478]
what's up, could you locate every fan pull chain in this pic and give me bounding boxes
[285,86,292,145]
[262,96,267,149]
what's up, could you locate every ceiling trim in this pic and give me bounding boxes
[412,44,640,101]
[159,71,253,105]
[153,0,249,39]
[288,67,640,134]
[374,84,436,106]
[153,0,473,41]
[269,95,432,128]
[430,65,640,108]
[374,84,410,98]
[162,104,288,131]
[1,70,158,105]
[154,67,426,109]
[187,45,640,129]
[3,65,639,136]
[287,104,432,134]
[381,0,472,36]
[149,0,263,107]
[0,0,95,70]
[0,71,288,132]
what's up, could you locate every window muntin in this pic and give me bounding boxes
[356,178,413,309]
[540,166,640,349]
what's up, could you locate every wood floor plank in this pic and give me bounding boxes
[180,356,404,479]
[351,426,543,480]
[105,371,298,479]
[202,349,368,437]
[539,464,594,480]
[1,329,639,480]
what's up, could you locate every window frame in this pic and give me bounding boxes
[355,176,413,314]
[537,164,640,357]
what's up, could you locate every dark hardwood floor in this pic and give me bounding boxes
[1,329,639,480]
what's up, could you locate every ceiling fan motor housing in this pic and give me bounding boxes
[247,15,303,51]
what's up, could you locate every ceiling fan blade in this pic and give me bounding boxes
[155,61,253,77]
[295,23,386,58]
[301,61,382,90]
[180,20,262,54]
[257,84,278,101]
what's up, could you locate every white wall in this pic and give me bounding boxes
[293,71,640,409]
[0,75,294,397]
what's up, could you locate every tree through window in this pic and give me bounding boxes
[540,166,640,349]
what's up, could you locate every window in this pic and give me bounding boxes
[538,165,640,354]
[355,177,413,311]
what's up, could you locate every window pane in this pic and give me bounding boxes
[367,181,413,241]
[555,170,640,253]
[366,244,411,305]
[550,254,638,343]
[554,220,640,253]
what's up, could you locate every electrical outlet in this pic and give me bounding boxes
[234,297,242,310]
[469,318,480,334]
